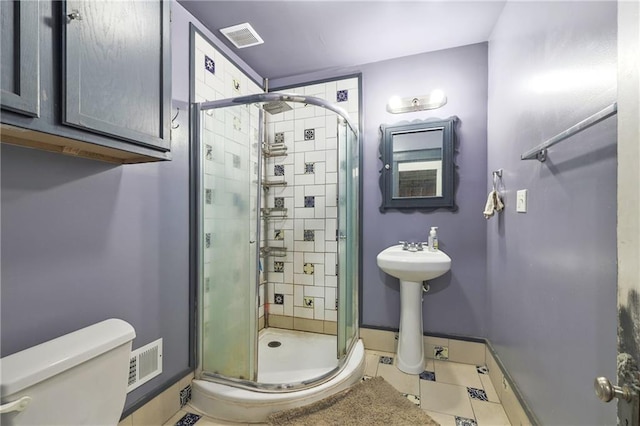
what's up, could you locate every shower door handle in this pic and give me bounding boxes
[0,396,31,414]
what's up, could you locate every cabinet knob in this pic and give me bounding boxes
[67,10,83,21]
[594,377,633,402]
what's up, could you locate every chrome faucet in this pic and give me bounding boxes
[399,241,425,252]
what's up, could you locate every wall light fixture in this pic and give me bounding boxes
[386,89,447,114]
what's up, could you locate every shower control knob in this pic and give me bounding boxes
[384,164,390,170]
[594,377,633,402]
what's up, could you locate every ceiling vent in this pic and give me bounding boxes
[220,23,264,49]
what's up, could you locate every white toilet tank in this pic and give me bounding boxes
[0,319,136,426]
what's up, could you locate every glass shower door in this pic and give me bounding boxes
[337,119,359,358]
[199,103,261,381]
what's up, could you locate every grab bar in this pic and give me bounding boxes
[521,102,617,162]
[0,396,31,414]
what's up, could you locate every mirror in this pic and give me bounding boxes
[379,117,457,211]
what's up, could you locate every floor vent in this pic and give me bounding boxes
[127,338,163,393]
[220,23,264,49]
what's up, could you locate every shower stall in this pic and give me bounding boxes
[190,93,363,422]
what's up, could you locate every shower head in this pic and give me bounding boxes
[263,101,293,115]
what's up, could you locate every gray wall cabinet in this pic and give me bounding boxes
[0,0,172,164]
[1,1,40,117]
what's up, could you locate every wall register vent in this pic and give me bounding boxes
[127,338,163,392]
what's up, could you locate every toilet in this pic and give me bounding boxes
[0,319,136,426]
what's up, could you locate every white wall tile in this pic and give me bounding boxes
[294,273,313,285]
[325,275,337,287]
[314,297,325,320]
[293,284,304,306]
[294,241,314,252]
[284,295,294,316]
[325,310,337,322]
[305,151,326,163]
[293,306,314,319]
[274,283,293,295]
[304,285,324,298]
[294,207,315,218]
[304,185,325,196]
[305,252,324,264]
[304,219,324,230]
[294,174,315,186]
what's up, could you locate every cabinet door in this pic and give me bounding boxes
[1,1,39,117]
[62,0,171,151]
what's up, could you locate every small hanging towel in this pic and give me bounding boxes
[483,190,504,219]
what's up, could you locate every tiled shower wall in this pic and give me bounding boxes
[262,78,360,334]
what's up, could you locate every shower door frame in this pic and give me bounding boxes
[193,92,360,392]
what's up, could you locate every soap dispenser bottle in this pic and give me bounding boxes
[428,227,439,252]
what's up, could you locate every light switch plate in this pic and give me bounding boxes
[516,190,528,213]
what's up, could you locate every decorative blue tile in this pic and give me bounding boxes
[232,154,241,168]
[274,261,284,272]
[379,356,394,365]
[467,387,489,401]
[303,296,314,307]
[303,263,314,275]
[419,371,436,381]
[434,345,449,360]
[176,412,201,426]
[274,293,284,304]
[205,189,212,205]
[233,79,240,92]
[274,165,285,176]
[476,365,489,375]
[205,144,213,160]
[337,89,349,102]
[204,55,215,75]
[275,132,285,144]
[455,416,477,426]
[179,385,192,407]
[304,128,315,140]
[304,196,315,207]
[402,393,421,406]
[303,230,315,241]
[274,229,284,240]
[274,197,285,208]
[205,233,211,249]
[304,162,315,174]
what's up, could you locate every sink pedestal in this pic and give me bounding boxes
[397,280,425,374]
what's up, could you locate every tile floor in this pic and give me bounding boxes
[165,349,512,426]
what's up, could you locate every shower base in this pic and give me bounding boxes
[190,329,365,423]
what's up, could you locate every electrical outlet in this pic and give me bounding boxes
[434,345,449,360]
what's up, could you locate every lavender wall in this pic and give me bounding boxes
[359,44,488,337]
[0,0,262,413]
[486,2,618,424]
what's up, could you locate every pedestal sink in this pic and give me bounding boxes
[376,244,451,374]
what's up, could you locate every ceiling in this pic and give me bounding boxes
[178,1,507,80]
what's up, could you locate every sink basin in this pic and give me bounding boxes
[376,244,452,374]
[376,244,451,282]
